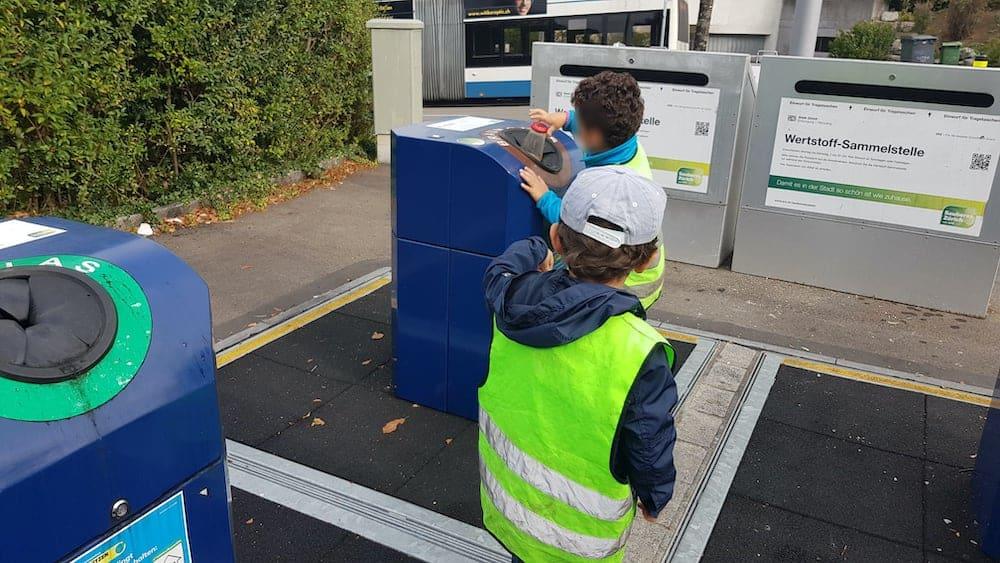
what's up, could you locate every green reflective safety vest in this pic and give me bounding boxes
[622,142,665,310]
[479,314,675,563]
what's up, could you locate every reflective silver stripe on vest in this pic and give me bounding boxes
[481,461,630,559]
[479,408,632,522]
[623,278,662,299]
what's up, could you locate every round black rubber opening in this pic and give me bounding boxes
[498,128,564,174]
[0,266,118,384]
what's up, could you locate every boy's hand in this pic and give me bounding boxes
[538,250,554,273]
[638,502,658,523]
[528,108,567,135]
[519,167,549,203]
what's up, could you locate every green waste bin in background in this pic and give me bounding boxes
[940,41,962,65]
[901,35,937,64]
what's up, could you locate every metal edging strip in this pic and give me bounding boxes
[672,338,718,414]
[226,440,510,563]
[666,352,782,563]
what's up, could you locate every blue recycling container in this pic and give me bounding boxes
[0,217,234,562]
[975,376,1000,558]
[391,116,584,419]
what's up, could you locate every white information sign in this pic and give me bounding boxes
[0,220,65,251]
[548,76,721,194]
[427,116,502,132]
[767,98,1000,237]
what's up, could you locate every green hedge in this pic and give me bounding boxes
[0,0,377,222]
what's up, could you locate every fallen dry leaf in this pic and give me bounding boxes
[312,398,323,404]
[371,331,385,340]
[311,417,325,427]
[240,264,253,270]
[245,518,254,525]
[445,438,453,446]
[362,359,372,366]
[382,417,406,434]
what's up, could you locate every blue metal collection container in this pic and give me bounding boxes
[0,217,234,562]
[391,117,583,419]
[975,379,1000,558]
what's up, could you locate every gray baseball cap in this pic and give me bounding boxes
[560,166,666,248]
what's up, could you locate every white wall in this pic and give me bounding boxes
[688,0,784,36]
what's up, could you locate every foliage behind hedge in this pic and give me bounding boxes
[0,0,377,222]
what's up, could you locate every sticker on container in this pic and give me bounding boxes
[766,98,1000,237]
[549,76,720,194]
[70,491,192,563]
[428,116,503,132]
[456,137,486,146]
[0,220,65,250]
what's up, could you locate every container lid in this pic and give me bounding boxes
[0,267,117,384]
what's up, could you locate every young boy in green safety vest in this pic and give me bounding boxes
[481,166,677,563]
[521,70,666,310]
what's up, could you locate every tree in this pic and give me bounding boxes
[945,0,986,40]
[828,21,896,60]
[692,0,714,51]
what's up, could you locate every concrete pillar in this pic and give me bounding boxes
[367,19,423,163]
[789,0,822,57]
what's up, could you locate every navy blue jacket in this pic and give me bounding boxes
[482,236,677,517]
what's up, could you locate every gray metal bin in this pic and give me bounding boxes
[901,35,937,64]
[530,44,756,268]
[732,56,1000,316]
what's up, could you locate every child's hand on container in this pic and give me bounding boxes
[538,250,554,273]
[528,109,566,135]
[519,167,549,202]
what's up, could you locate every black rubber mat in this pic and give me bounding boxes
[231,489,419,562]
[218,285,698,529]
[703,366,991,562]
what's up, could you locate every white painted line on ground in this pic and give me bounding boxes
[227,440,509,563]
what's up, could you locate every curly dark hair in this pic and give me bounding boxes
[557,218,658,284]
[571,71,644,149]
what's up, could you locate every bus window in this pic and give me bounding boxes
[528,27,546,46]
[606,13,627,45]
[468,23,501,66]
[627,12,662,47]
[503,26,523,55]
[553,17,568,42]
[630,24,652,47]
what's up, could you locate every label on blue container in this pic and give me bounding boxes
[70,491,192,563]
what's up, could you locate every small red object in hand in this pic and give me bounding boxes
[530,121,549,134]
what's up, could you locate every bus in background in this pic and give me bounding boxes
[375,0,690,102]
[464,0,689,99]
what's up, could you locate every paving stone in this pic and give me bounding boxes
[217,353,350,446]
[675,408,726,448]
[703,495,923,562]
[259,384,472,494]
[231,489,349,562]
[687,383,736,419]
[673,440,709,485]
[926,395,987,468]
[763,366,925,458]
[924,462,993,562]
[730,419,923,546]
[700,343,754,392]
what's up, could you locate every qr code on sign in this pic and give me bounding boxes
[971,153,991,171]
[694,121,710,137]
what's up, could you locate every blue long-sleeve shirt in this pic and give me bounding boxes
[482,237,677,516]
[536,110,643,224]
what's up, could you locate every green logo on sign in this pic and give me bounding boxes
[940,206,976,228]
[677,167,703,187]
